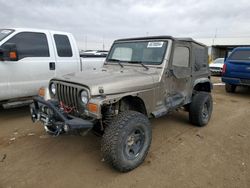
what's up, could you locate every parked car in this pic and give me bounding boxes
[209,58,224,75]
[30,36,213,172]
[0,28,104,108]
[222,47,250,93]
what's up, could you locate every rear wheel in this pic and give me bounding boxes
[101,111,152,172]
[225,83,236,93]
[189,92,213,127]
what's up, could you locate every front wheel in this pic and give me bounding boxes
[101,111,152,172]
[189,92,213,127]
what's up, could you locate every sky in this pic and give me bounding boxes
[1,0,250,50]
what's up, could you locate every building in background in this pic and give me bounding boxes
[196,37,250,62]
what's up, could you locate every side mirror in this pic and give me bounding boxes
[0,43,18,61]
[165,69,173,77]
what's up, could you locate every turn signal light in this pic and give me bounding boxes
[9,51,17,60]
[38,87,46,97]
[88,103,98,113]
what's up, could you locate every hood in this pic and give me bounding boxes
[56,67,161,96]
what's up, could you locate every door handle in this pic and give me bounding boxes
[49,62,56,70]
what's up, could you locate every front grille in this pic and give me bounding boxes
[241,79,250,85]
[56,83,79,108]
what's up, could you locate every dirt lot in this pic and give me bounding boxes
[0,77,250,188]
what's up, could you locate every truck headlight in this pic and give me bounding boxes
[80,90,88,104]
[50,83,56,96]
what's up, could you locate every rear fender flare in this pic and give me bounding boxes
[193,78,213,93]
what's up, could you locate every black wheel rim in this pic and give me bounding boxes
[124,128,145,160]
[202,102,209,121]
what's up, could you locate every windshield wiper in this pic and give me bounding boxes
[107,58,124,68]
[128,61,149,70]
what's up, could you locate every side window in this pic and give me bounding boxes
[54,34,73,57]
[172,47,190,67]
[3,32,49,59]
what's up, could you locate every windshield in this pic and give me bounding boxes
[107,41,168,65]
[213,58,224,64]
[230,50,250,61]
[0,29,14,41]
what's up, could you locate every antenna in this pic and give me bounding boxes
[212,28,218,46]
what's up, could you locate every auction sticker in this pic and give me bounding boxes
[147,42,164,48]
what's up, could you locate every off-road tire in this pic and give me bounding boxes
[225,83,236,93]
[101,111,152,172]
[189,92,213,127]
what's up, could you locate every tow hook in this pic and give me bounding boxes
[44,125,63,136]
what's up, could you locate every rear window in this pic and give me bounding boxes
[230,50,250,61]
[54,34,73,57]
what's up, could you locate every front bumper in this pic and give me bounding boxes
[30,97,94,135]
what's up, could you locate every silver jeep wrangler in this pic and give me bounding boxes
[30,36,213,172]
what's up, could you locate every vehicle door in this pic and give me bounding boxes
[164,42,192,109]
[0,31,56,101]
[50,32,80,76]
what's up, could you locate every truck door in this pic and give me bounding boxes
[164,42,192,109]
[0,31,56,101]
[50,32,80,76]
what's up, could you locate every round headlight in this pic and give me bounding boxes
[80,90,88,104]
[50,83,56,95]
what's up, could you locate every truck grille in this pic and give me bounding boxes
[56,83,79,108]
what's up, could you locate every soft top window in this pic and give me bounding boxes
[172,46,190,68]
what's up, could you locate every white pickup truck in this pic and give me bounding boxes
[0,28,105,108]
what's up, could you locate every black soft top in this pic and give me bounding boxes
[115,36,206,47]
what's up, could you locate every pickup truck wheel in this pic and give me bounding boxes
[101,111,152,172]
[225,83,236,93]
[189,92,213,127]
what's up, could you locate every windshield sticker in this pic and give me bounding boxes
[1,30,11,34]
[147,42,164,48]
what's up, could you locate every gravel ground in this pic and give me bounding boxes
[0,77,250,188]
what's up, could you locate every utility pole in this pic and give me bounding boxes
[211,28,218,62]
[212,28,218,46]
